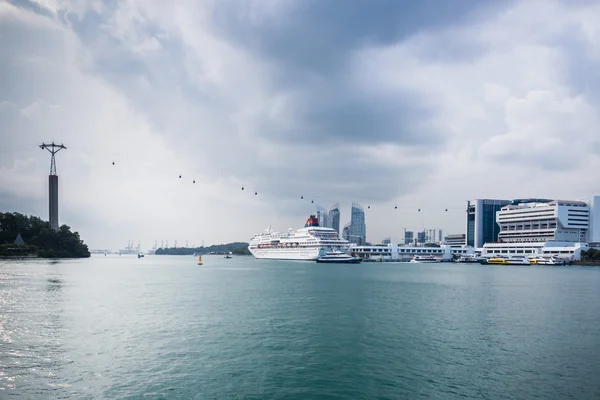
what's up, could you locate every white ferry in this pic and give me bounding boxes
[248,215,350,261]
[317,251,362,264]
[410,255,441,263]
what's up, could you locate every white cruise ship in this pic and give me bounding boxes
[248,215,350,261]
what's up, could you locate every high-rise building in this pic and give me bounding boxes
[382,237,391,245]
[466,199,511,247]
[497,199,590,243]
[342,223,351,242]
[438,230,443,243]
[317,206,329,228]
[328,203,340,234]
[347,202,366,245]
[589,196,600,243]
[417,231,426,244]
[404,231,414,245]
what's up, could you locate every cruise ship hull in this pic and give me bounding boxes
[249,247,326,261]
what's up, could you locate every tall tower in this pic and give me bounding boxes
[40,142,66,231]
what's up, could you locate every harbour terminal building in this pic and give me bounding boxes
[479,196,600,260]
[346,196,599,262]
[349,244,474,262]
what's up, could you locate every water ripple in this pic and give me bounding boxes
[1,258,600,398]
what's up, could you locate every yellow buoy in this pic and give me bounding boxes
[197,255,203,265]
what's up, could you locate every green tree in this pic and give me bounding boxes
[0,212,90,258]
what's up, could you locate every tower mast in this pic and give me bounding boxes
[40,142,66,231]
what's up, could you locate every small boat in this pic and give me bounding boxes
[456,255,485,263]
[487,257,509,265]
[316,251,362,264]
[530,256,564,265]
[197,255,203,265]
[137,253,144,258]
[410,255,440,263]
[506,256,531,265]
[224,255,232,259]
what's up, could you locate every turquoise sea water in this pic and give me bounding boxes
[1,255,600,399]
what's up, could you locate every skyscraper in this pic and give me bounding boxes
[348,202,366,245]
[342,223,351,242]
[404,231,414,245]
[466,199,511,247]
[328,203,340,234]
[317,206,329,228]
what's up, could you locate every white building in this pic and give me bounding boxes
[349,244,474,261]
[445,234,466,247]
[497,199,589,243]
[481,241,588,260]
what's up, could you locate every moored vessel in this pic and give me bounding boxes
[529,256,564,265]
[505,256,531,265]
[248,215,350,261]
[316,251,362,264]
[410,255,441,263]
[487,257,510,265]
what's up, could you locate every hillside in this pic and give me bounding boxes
[0,212,90,258]
[154,242,250,255]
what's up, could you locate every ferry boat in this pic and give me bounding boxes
[456,255,486,264]
[488,257,531,266]
[505,256,531,265]
[487,257,510,265]
[410,255,441,263]
[529,256,564,265]
[248,215,350,261]
[317,251,362,264]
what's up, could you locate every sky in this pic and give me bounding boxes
[2,0,600,250]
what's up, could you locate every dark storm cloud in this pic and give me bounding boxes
[1,0,511,207]
[207,0,510,147]
[211,0,508,70]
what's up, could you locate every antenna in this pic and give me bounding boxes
[40,142,67,175]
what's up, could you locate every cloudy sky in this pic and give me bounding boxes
[2,0,600,250]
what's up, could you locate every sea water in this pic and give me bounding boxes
[1,256,599,399]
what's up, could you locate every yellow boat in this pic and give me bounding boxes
[197,255,203,265]
[487,257,510,265]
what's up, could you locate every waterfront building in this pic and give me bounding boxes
[445,233,466,247]
[466,199,512,247]
[317,206,329,229]
[342,223,351,242]
[481,241,587,260]
[497,199,589,243]
[349,244,474,261]
[404,231,414,245]
[589,196,600,243]
[328,203,340,234]
[346,202,366,245]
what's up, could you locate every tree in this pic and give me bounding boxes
[0,212,90,258]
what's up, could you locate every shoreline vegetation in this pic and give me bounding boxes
[154,242,251,256]
[0,212,90,259]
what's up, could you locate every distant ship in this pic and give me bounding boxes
[248,215,350,261]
